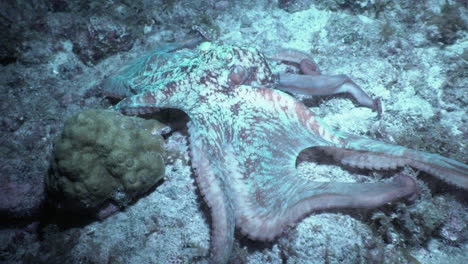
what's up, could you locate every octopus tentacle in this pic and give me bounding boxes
[239,176,416,241]
[107,42,467,264]
[229,86,417,240]
[188,123,236,264]
[277,73,381,114]
[114,91,164,115]
[322,133,468,189]
[230,148,416,241]
[269,49,381,114]
[267,49,321,75]
[300,58,321,76]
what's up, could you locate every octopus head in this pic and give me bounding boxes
[198,42,275,88]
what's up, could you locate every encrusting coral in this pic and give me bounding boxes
[47,109,166,217]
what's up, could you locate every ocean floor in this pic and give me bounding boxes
[0,1,466,263]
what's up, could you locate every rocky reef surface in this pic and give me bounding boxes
[0,0,466,263]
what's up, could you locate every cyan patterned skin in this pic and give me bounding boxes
[104,42,467,263]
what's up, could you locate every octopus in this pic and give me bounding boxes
[103,41,467,263]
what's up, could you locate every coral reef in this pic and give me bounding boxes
[71,16,135,65]
[0,1,466,263]
[424,1,467,45]
[47,109,166,216]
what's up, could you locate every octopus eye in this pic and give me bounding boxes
[228,65,248,85]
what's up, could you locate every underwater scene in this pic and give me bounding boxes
[0,1,467,263]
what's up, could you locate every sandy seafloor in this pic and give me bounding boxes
[0,1,466,263]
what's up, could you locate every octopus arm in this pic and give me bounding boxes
[278,73,381,114]
[321,132,468,189]
[228,87,417,242]
[229,140,417,242]
[188,123,236,264]
[114,91,164,115]
[267,49,321,75]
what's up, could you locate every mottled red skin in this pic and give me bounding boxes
[105,43,467,263]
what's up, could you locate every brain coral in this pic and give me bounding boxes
[47,109,166,214]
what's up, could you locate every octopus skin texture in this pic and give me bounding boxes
[103,42,468,264]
